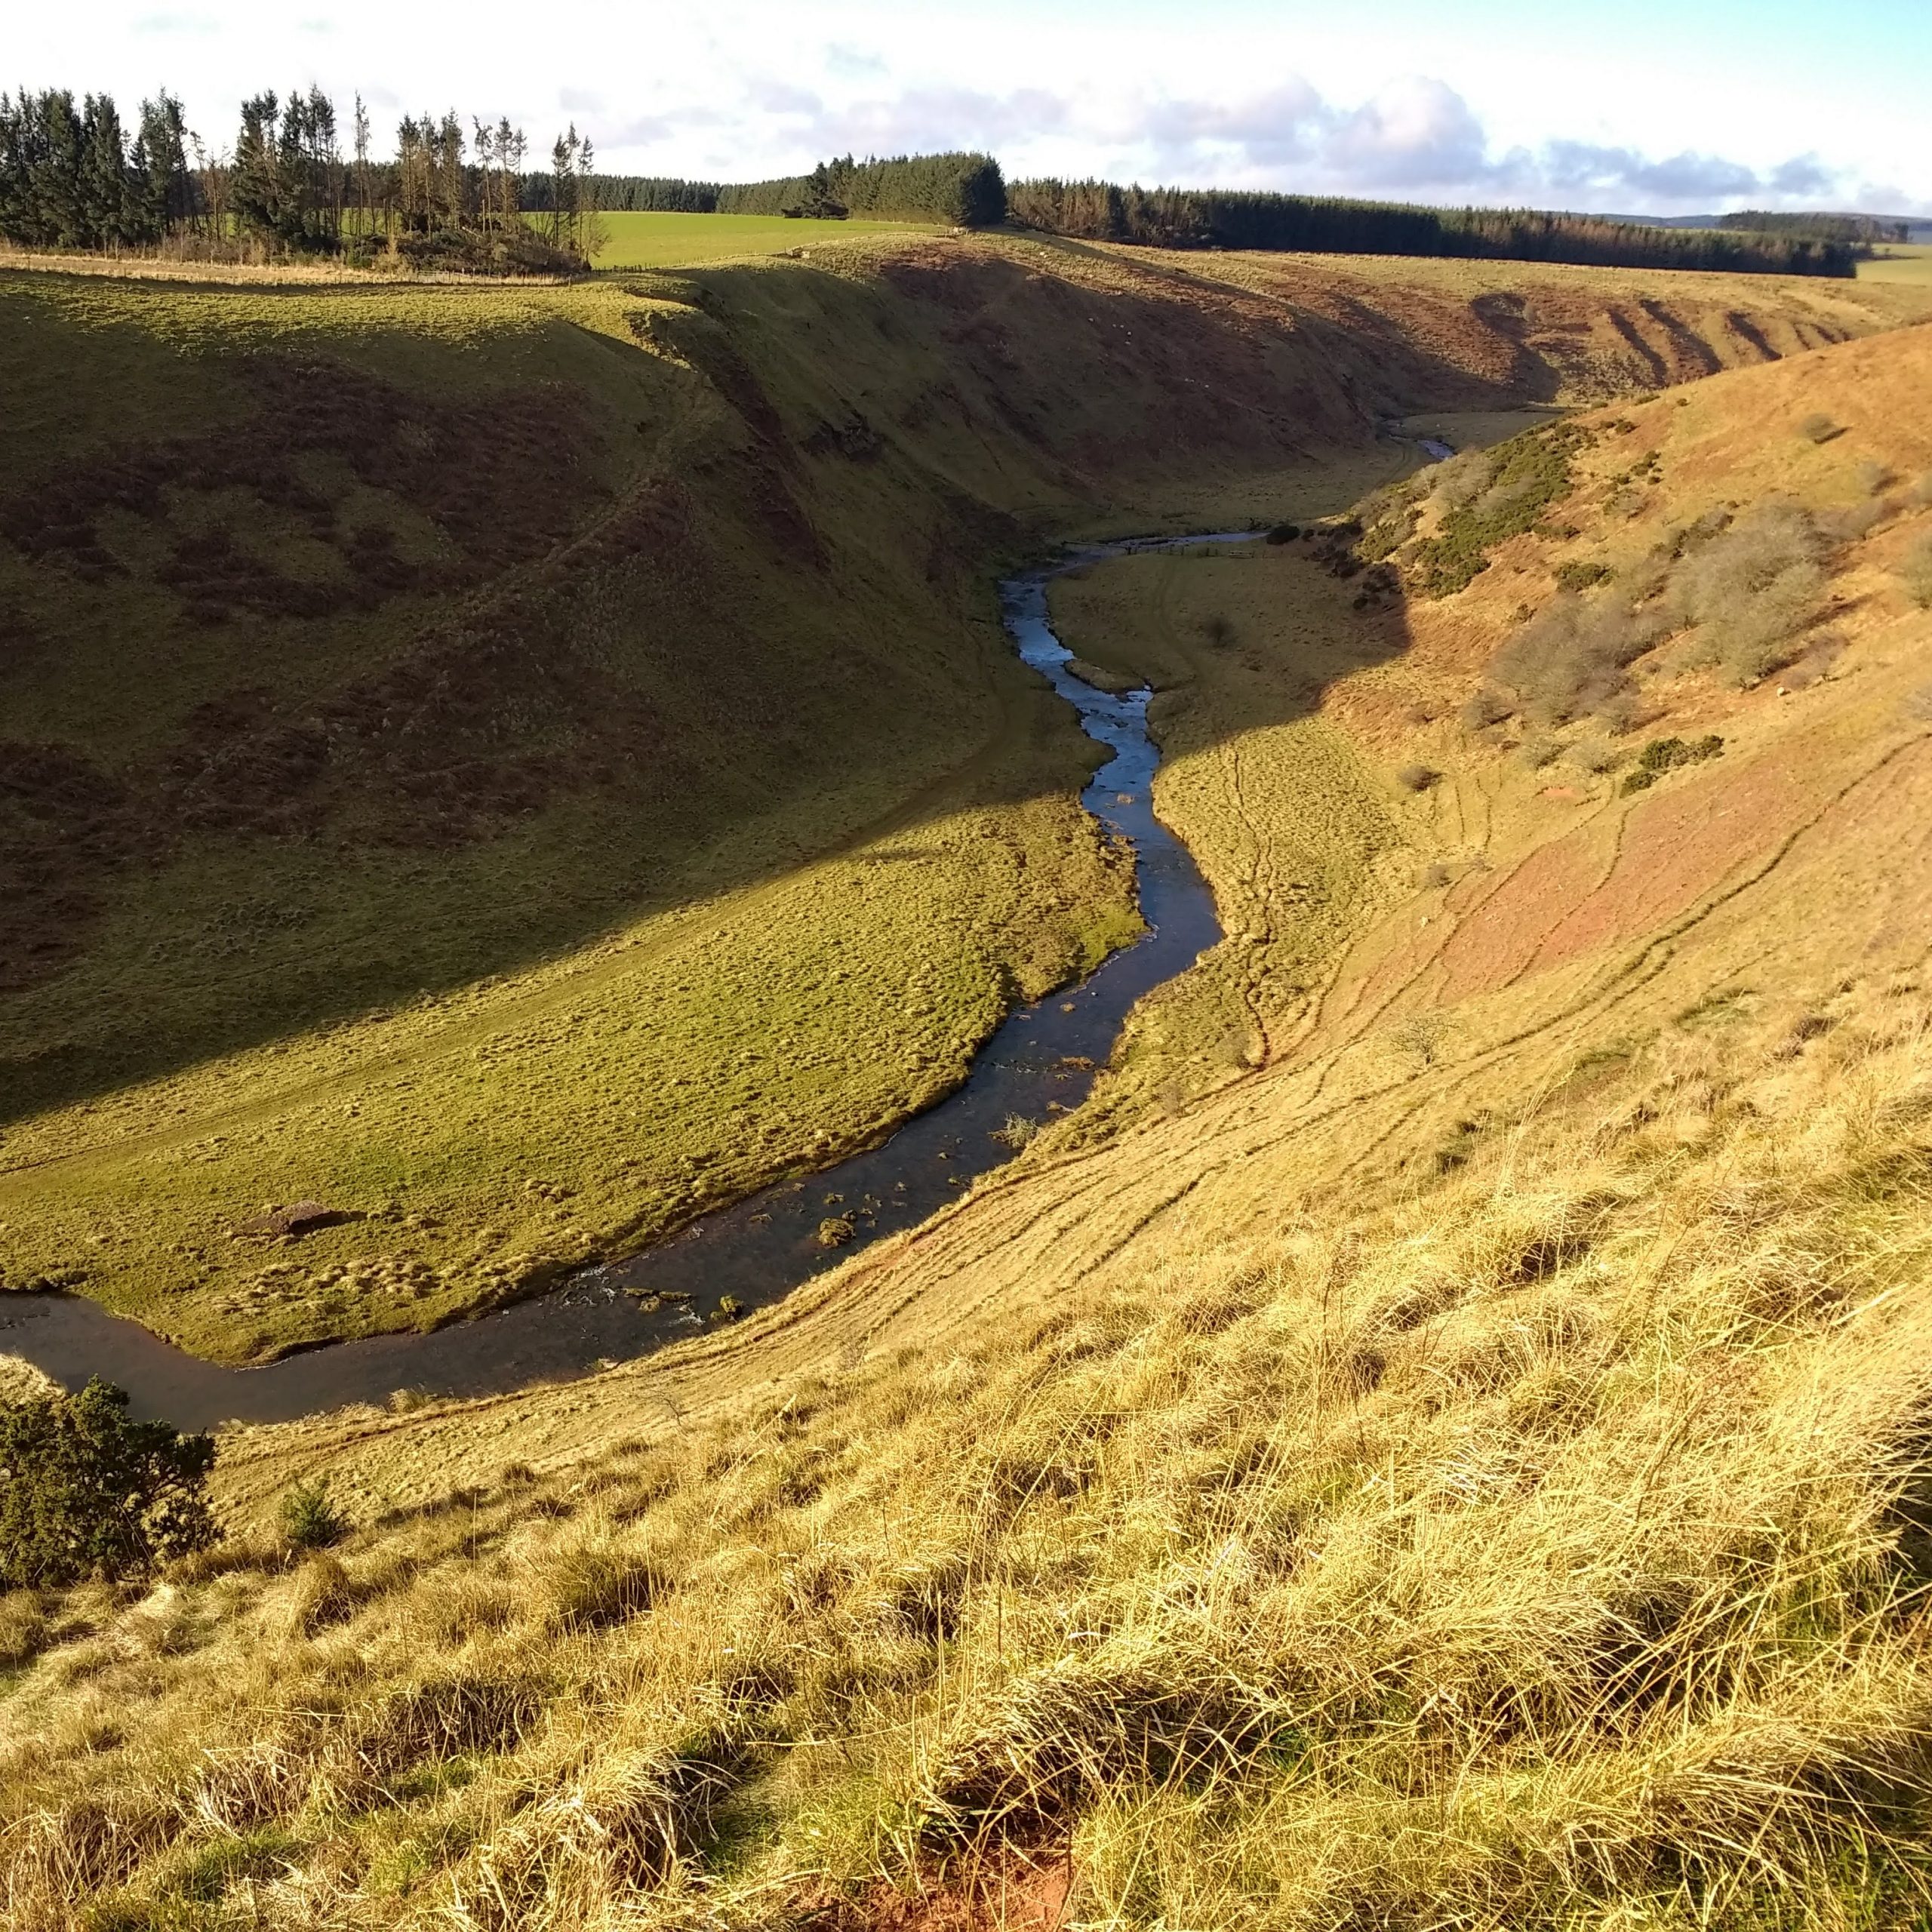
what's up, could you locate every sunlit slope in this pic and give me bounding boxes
[0,235,1923,1362]
[10,323,1932,1929]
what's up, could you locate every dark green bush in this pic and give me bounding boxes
[1621,735,1724,792]
[1555,560,1613,593]
[0,1379,217,1588]
[1408,423,1598,598]
[279,1477,347,1551]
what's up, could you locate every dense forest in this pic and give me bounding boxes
[0,85,596,269]
[1005,179,1861,276]
[531,174,722,213]
[715,152,1007,226]
[0,85,1871,280]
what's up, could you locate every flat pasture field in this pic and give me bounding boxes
[1859,243,1932,284]
[590,209,934,268]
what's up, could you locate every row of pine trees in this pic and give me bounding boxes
[1003,179,1861,277]
[0,86,601,261]
[0,93,1868,281]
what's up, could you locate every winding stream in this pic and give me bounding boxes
[1,535,1255,1428]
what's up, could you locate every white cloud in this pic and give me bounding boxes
[5,3,1921,213]
[1321,77,1487,187]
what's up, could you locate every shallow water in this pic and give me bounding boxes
[0,535,1254,1427]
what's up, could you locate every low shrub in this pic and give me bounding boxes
[1797,412,1841,445]
[1460,687,1512,730]
[1854,460,1894,497]
[1396,764,1441,793]
[279,1478,347,1552]
[1621,734,1723,792]
[0,1380,217,1588]
[1428,448,1498,512]
[1486,592,1665,726]
[1670,500,1824,682]
[1900,534,1932,610]
[1554,559,1613,593]
[1263,522,1300,545]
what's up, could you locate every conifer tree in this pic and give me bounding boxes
[232,91,281,244]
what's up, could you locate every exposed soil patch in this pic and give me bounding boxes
[802,1852,1071,1932]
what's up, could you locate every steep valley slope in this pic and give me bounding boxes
[6,236,1915,1359]
[5,255,1932,1929]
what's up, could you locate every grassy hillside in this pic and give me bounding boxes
[8,236,1913,1361]
[5,289,1932,1925]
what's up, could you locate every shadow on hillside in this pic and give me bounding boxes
[0,250,1527,1128]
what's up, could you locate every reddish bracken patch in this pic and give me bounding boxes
[801,1853,1072,1932]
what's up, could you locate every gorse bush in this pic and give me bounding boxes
[1620,734,1724,793]
[1671,500,1825,682]
[0,1380,217,1588]
[1410,423,1595,597]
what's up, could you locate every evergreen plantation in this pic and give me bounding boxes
[1004,177,1863,275]
[0,82,1869,277]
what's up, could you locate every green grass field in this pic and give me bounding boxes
[1857,243,1932,283]
[589,209,934,269]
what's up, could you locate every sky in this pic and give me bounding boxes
[14,0,1932,215]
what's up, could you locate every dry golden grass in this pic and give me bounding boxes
[5,974,1932,1929]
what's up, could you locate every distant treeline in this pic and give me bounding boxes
[0,89,1870,282]
[524,152,1006,227]
[0,84,595,268]
[526,174,722,213]
[722,152,1007,227]
[1718,209,1909,246]
[1005,180,1860,277]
